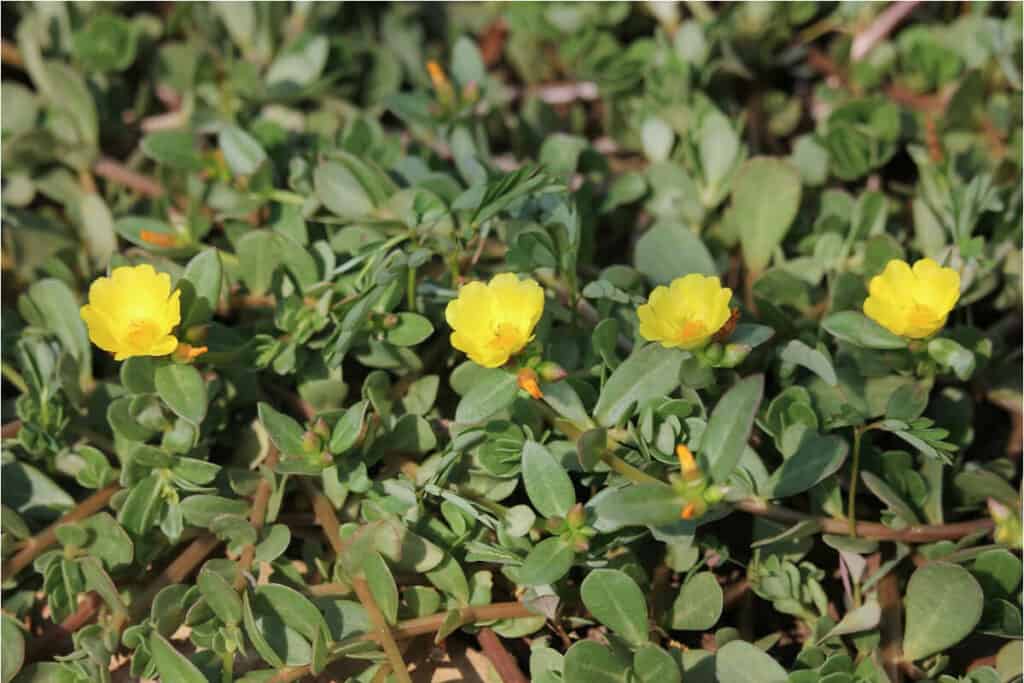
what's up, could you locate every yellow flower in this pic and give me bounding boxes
[80,264,182,361]
[637,274,733,350]
[863,258,960,339]
[445,273,544,368]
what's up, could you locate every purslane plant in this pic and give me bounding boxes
[2,3,1021,683]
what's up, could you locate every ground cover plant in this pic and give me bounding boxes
[1,2,1022,682]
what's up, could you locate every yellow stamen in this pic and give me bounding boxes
[678,319,706,342]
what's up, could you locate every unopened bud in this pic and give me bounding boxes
[380,313,400,329]
[572,536,590,553]
[566,503,586,529]
[517,368,543,399]
[703,485,728,505]
[676,444,701,480]
[703,343,724,365]
[313,418,331,441]
[537,361,568,383]
[718,343,752,368]
[139,230,179,248]
[546,517,565,533]
[185,325,209,344]
[680,497,707,520]
[301,430,322,454]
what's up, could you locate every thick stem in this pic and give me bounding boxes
[301,480,411,683]
[599,451,662,486]
[233,449,279,591]
[130,534,221,622]
[477,627,529,683]
[848,426,865,537]
[736,499,993,542]
[3,483,120,578]
[266,602,536,683]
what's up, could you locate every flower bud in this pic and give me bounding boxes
[703,343,724,365]
[537,361,568,383]
[516,368,544,399]
[718,343,752,368]
[313,418,331,441]
[566,503,586,529]
[675,444,701,481]
[173,343,208,363]
[301,430,322,454]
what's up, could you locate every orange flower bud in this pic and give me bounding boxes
[173,343,208,362]
[517,368,543,399]
[139,230,179,248]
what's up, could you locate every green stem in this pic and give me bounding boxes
[1,363,28,395]
[221,651,234,683]
[848,426,865,537]
[600,451,662,486]
[407,266,418,313]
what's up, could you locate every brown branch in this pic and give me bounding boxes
[267,602,537,683]
[130,533,221,621]
[2,483,120,578]
[736,499,993,542]
[877,570,904,683]
[1,40,23,67]
[851,1,922,61]
[1,420,22,439]
[28,533,220,663]
[233,449,279,591]
[92,157,165,198]
[26,593,101,663]
[477,628,529,683]
[301,479,411,683]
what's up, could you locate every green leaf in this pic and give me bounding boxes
[315,161,375,221]
[198,567,242,625]
[580,569,649,645]
[256,583,329,642]
[634,220,717,285]
[594,344,684,427]
[141,130,203,170]
[363,552,399,625]
[383,313,434,347]
[670,571,723,631]
[715,640,788,683]
[903,562,984,661]
[521,441,575,519]
[18,279,90,367]
[179,495,249,527]
[563,640,630,683]
[632,644,681,683]
[455,370,518,424]
[179,249,223,328]
[817,601,880,643]
[118,474,164,535]
[329,400,369,454]
[733,157,802,274]
[259,402,307,457]
[861,471,922,525]
[821,311,907,350]
[78,556,126,617]
[779,340,837,386]
[517,536,576,586]
[76,193,117,269]
[236,230,282,296]
[451,35,485,85]
[149,632,208,683]
[1,615,24,683]
[702,375,764,483]
[592,483,683,528]
[218,125,267,176]
[154,364,208,425]
[763,432,848,498]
